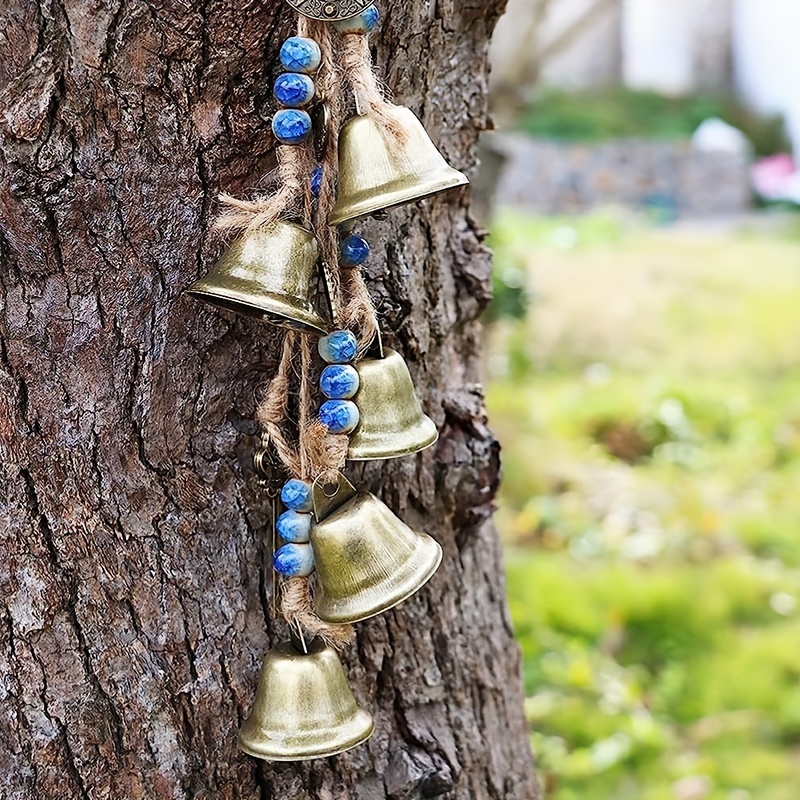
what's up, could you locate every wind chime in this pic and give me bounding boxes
[187,0,468,761]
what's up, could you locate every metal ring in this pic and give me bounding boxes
[321,481,340,498]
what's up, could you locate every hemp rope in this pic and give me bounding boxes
[256,331,302,478]
[215,143,315,233]
[339,31,407,143]
[258,329,353,646]
[309,21,345,317]
[280,576,354,649]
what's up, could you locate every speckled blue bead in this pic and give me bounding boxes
[334,5,380,34]
[281,479,313,512]
[319,399,360,434]
[311,165,323,197]
[320,364,360,399]
[280,37,321,74]
[318,330,358,364]
[272,109,312,145]
[274,73,315,108]
[340,234,370,266]
[276,510,312,543]
[274,543,315,577]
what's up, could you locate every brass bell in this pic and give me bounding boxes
[348,348,438,461]
[329,106,470,225]
[187,221,332,334]
[310,474,442,624]
[239,639,374,761]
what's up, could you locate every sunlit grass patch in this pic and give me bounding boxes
[487,210,800,799]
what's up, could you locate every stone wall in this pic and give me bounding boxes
[488,134,752,217]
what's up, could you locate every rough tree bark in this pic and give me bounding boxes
[0,1,537,798]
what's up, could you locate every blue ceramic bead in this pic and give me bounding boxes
[281,479,313,512]
[272,109,312,145]
[318,330,358,364]
[274,73,315,108]
[334,5,380,33]
[276,510,312,543]
[280,37,322,74]
[274,543,315,577]
[320,364,360,399]
[319,399,360,434]
[340,234,370,266]
[311,165,323,197]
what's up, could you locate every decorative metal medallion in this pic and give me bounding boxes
[283,0,374,22]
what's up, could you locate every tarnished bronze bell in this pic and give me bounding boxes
[187,221,332,334]
[348,348,438,461]
[310,474,442,624]
[330,106,470,225]
[239,639,374,762]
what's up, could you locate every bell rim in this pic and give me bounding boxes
[186,283,332,335]
[315,535,443,625]
[237,709,375,762]
[329,168,469,226]
[347,418,439,461]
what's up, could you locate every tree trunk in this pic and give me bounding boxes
[0,1,537,798]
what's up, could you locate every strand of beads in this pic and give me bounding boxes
[317,330,360,434]
[273,478,315,578]
[272,37,321,145]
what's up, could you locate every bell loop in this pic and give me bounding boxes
[312,472,358,521]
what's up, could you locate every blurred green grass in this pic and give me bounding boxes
[517,88,790,156]
[485,209,800,800]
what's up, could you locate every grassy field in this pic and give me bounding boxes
[485,209,800,800]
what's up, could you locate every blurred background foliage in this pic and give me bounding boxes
[484,210,800,800]
[517,89,790,156]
